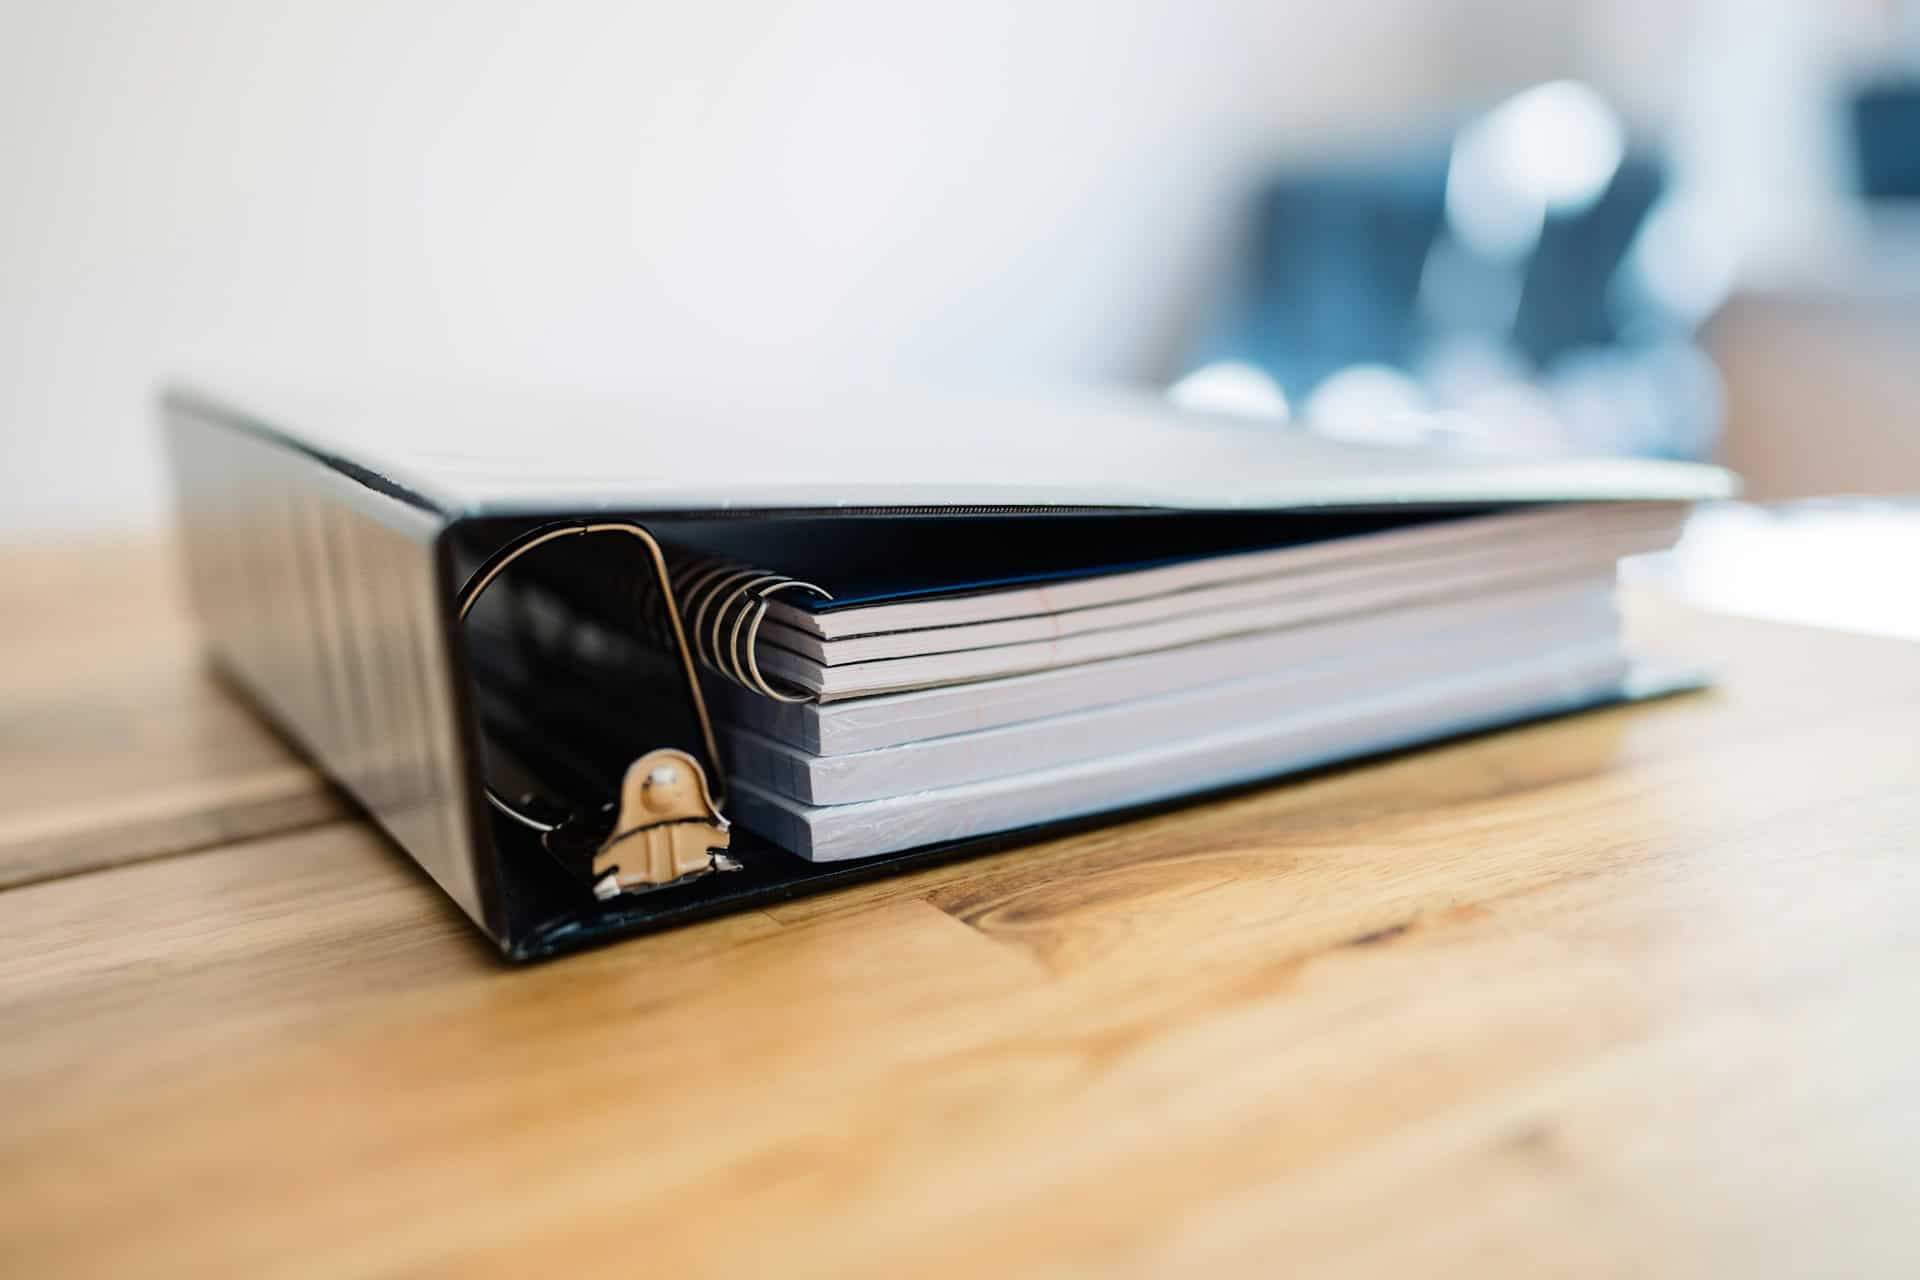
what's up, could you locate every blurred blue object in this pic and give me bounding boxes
[1174,83,1728,461]
[1851,78,1920,200]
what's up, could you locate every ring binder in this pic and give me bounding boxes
[162,375,1729,959]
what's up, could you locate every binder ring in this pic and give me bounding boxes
[455,520,727,836]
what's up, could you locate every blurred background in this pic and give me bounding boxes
[2,0,1917,539]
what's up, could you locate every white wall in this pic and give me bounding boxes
[0,0,1568,537]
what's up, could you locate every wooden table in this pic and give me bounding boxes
[5,537,1918,1278]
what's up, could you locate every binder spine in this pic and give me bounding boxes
[664,555,830,703]
[164,400,492,935]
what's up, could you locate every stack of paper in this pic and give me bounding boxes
[709,503,1682,859]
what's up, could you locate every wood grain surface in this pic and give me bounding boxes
[0,538,342,888]
[2,540,1918,1278]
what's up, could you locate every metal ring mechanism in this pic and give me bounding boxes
[454,520,728,839]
